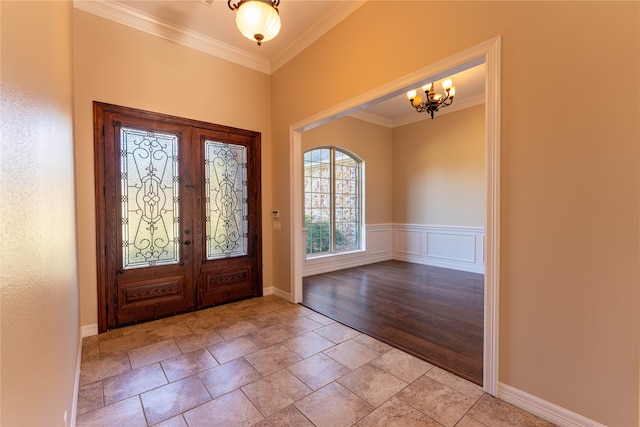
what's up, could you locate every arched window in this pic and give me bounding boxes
[304,147,362,256]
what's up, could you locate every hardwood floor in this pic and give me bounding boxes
[302,260,484,385]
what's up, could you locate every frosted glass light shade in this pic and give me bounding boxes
[235,0,281,45]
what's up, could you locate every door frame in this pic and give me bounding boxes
[289,37,501,394]
[94,102,262,332]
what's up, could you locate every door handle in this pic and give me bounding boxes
[183,240,191,245]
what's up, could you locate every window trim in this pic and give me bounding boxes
[304,146,363,258]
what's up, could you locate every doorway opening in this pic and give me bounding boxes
[289,37,501,394]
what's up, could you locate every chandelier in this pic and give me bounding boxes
[406,79,455,119]
[228,0,281,46]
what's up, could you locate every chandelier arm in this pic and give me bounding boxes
[445,93,454,106]
[228,0,241,11]
[411,98,451,117]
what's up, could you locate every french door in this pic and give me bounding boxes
[94,102,262,332]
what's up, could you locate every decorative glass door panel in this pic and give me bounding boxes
[95,103,262,331]
[204,140,248,260]
[120,127,181,269]
[196,131,261,309]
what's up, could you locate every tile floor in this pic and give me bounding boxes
[77,295,555,427]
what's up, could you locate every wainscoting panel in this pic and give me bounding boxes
[394,225,485,274]
[368,225,392,255]
[427,232,476,262]
[395,228,423,256]
[302,224,484,276]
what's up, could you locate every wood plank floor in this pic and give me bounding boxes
[302,260,484,385]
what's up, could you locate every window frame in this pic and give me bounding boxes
[304,146,363,258]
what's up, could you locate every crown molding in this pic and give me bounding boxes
[73,0,272,74]
[270,1,367,73]
[73,0,366,75]
[347,110,393,128]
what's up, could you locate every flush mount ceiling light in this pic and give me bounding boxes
[228,0,281,46]
[407,79,455,119]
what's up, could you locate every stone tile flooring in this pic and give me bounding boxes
[77,295,555,426]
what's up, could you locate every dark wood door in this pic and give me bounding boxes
[194,128,262,309]
[95,103,262,331]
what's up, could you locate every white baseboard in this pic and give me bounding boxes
[264,286,292,302]
[81,323,98,337]
[393,252,484,274]
[71,331,83,427]
[303,249,392,277]
[265,287,293,302]
[498,383,606,427]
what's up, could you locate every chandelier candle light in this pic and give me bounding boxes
[407,79,455,119]
[228,0,281,46]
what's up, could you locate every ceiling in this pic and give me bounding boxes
[74,0,366,74]
[74,0,485,127]
[349,64,485,128]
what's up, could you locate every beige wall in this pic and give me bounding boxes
[301,106,484,228]
[272,2,639,426]
[302,116,393,225]
[1,2,79,425]
[72,10,273,327]
[392,105,484,226]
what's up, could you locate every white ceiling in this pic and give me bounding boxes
[120,0,365,69]
[74,0,485,127]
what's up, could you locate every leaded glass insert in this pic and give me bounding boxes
[335,150,359,251]
[304,147,361,255]
[304,148,331,255]
[120,127,180,269]
[205,140,248,259]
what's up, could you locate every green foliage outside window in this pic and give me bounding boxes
[305,216,344,254]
